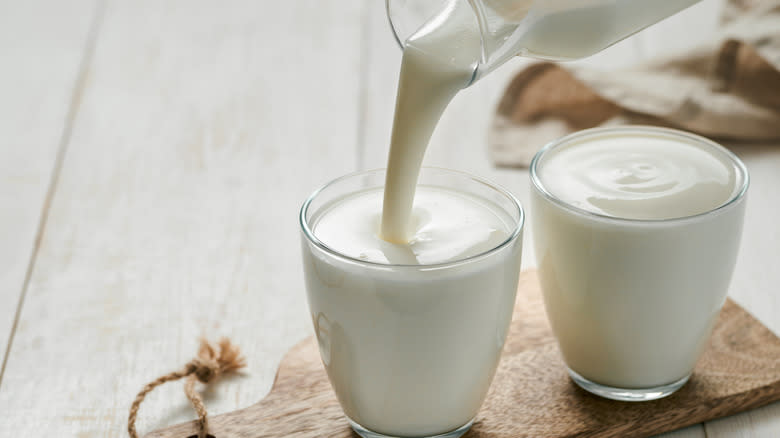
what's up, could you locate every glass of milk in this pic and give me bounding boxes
[300,168,524,438]
[530,126,749,401]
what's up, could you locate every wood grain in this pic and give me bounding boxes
[0,0,365,436]
[0,0,99,376]
[147,270,780,438]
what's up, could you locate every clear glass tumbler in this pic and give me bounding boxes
[300,167,524,438]
[530,126,749,401]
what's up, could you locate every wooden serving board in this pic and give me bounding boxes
[147,270,780,438]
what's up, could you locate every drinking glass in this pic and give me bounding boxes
[530,126,749,401]
[300,167,524,437]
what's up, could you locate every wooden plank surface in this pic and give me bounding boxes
[0,0,778,437]
[0,0,99,379]
[145,270,780,438]
[0,0,364,436]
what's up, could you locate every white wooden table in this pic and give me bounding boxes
[0,0,777,436]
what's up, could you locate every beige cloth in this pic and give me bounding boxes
[489,0,780,167]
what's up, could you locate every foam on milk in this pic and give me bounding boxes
[537,131,742,220]
[315,186,512,265]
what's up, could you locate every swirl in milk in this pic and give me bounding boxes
[316,187,511,265]
[538,132,740,220]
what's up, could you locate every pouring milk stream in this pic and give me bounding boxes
[303,0,719,434]
[380,0,701,243]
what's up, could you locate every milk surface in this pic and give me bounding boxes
[317,187,511,265]
[537,131,742,219]
[532,128,747,389]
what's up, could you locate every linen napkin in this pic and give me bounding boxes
[489,0,780,167]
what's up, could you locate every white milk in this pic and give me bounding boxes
[380,0,700,241]
[317,188,511,265]
[531,128,748,390]
[380,0,481,243]
[307,5,524,423]
[538,131,740,219]
[303,179,523,436]
[305,0,708,428]
[505,0,700,61]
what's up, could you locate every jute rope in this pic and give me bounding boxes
[128,338,246,438]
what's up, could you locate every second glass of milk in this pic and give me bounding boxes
[531,126,749,401]
[300,168,524,438]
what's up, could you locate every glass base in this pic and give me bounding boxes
[347,417,474,438]
[568,368,690,402]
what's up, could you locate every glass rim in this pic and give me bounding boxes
[299,167,525,269]
[529,126,750,225]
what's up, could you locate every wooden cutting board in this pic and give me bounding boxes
[146,270,780,438]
